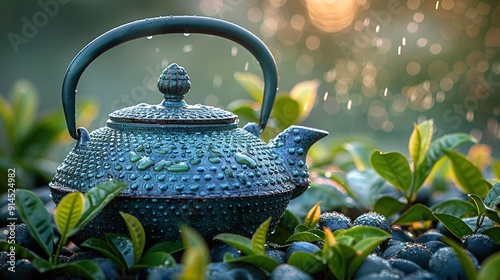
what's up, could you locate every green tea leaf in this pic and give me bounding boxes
[492,160,500,180]
[441,237,478,280]
[56,192,85,239]
[226,255,280,273]
[409,120,433,166]
[371,151,412,195]
[80,238,124,267]
[134,252,176,269]
[44,260,106,280]
[325,244,346,280]
[268,210,300,245]
[0,95,14,152]
[304,201,321,229]
[12,79,38,141]
[106,234,135,269]
[251,218,271,256]
[484,182,500,208]
[15,189,54,259]
[144,241,184,255]
[444,150,489,197]
[469,194,487,216]
[478,252,500,280]
[272,95,301,129]
[179,225,209,280]
[345,169,386,210]
[234,72,264,103]
[480,227,500,244]
[484,209,500,225]
[74,181,127,233]
[373,196,407,218]
[287,251,324,274]
[393,204,435,225]
[213,233,254,255]
[120,212,145,264]
[0,241,42,260]
[430,199,477,218]
[285,231,323,244]
[289,79,319,123]
[344,142,371,172]
[349,237,390,279]
[334,226,391,244]
[433,213,473,238]
[413,133,476,192]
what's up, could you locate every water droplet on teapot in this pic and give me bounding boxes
[167,162,190,172]
[137,157,155,171]
[183,33,190,37]
[235,153,257,169]
[147,36,153,39]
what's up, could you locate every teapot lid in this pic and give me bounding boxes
[109,63,238,125]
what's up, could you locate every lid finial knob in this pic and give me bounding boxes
[157,63,191,102]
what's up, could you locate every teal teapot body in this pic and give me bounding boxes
[50,16,328,246]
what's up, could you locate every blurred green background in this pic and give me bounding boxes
[1,0,499,166]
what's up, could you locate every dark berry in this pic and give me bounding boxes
[284,242,320,261]
[429,247,479,279]
[389,258,422,275]
[266,247,286,264]
[15,223,51,256]
[270,264,313,280]
[354,269,403,280]
[462,233,499,263]
[423,241,447,254]
[395,243,433,270]
[210,243,242,262]
[354,254,393,278]
[91,257,121,280]
[405,270,442,280]
[353,212,391,233]
[206,262,267,280]
[415,231,445,244]
[0,259,44,279]
[391,227,414,243]
[317,211,351,232]
[381,241,405,259]
[135,265,183,280]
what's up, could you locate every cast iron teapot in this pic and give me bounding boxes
[50,16,328,246]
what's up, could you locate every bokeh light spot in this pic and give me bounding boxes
[406,62,421,76]
[429,43,442,54]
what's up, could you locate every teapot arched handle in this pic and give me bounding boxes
[62,16,278,140]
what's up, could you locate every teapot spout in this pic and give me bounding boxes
[269,125,328,199]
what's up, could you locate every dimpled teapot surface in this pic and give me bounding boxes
[50,16,328,246]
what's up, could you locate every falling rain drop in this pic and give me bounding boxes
[323,91,329,101]
[146,36,153,40]
[347,99,352,110]
[384,88,388,96]
[244,62,249,71]
[398,45,402,55]
[376,25,380,33]
[435,1,439,9]
[466,110,474,122]
[402,37,406,46]
[231,46,238,57]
